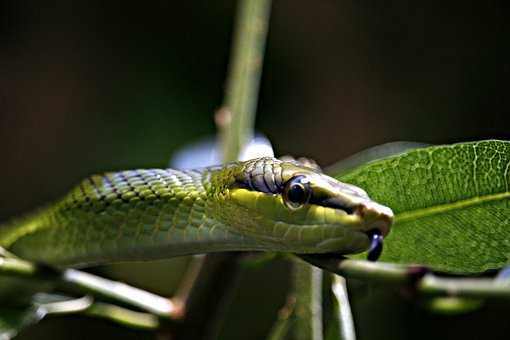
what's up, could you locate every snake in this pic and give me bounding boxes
[0,157,393,267]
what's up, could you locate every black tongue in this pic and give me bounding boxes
[367,229,384,261]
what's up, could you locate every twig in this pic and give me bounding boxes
[219,0,271,161]
[35,293,160,330]
[0,256,38,277]
[293,260,323,340]
[83,302,159,330]
[265,296,296,340]
[301,254,510,300]
[174,253,244,340]
[300,255,426,284]
[176,1,272,339]
[330,275,356,340]
[61,269,177,318]
[0,256,177,318]
[36,294,93,315]
[419,275,510,299]
[170,255,205,318]
[265,259,323,340]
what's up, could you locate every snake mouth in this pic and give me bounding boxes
[354,201,394,237]
[354,202,393,261]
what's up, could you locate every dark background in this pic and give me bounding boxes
[1,1,509,339]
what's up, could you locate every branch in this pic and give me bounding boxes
[33,293,160,330]
[265,295,295,340]
[219,0,271,161]
[301,254,510,301]
[174,2,272,339]
[419,275,510,299]
[0,255,177,318]
[292,260,323,340]
[83,302,159,330]
[265,259,323,340]
[0,254,39,277]
[330,275,356,340]
[173,253,244,339]
[300,255,426,285]
[61,269,177,318]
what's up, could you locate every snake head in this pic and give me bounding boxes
[222,158,393,257]
[294,171,393,238]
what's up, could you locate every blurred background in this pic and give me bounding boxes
[0,1,509,339]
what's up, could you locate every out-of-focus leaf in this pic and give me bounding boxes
[326,141,430,177]
[333,140,510,273]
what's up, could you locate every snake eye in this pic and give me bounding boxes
[283,175,311,209]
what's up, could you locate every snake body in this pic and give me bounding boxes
[0,157,393,267]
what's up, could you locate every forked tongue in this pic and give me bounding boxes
[366,229,383,261]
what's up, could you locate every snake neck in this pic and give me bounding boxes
[0,167,259,267]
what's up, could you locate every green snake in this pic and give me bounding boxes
[0,157,393,267]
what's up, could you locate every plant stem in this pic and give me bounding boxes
[301,255,424,284]
[419,275,510,299]
[0,257,38,277]
[293,260,323,340]
[301,255,510,300]
[176,1,272,339]
[36,293,161,330]
[0,255,177,318]
[61,269,177,318]
[174,253,244,340]
[219,0,271,161]
[330,275,356,340]
[83,302,159,330]
[266,259,323,340]
[265,296,296,340]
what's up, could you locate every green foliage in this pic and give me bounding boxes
[335,140,510,274]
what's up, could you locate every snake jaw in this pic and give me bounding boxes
[354,201,393,261]
[354,201,394,237]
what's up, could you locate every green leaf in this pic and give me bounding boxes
[334,140,510,274]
